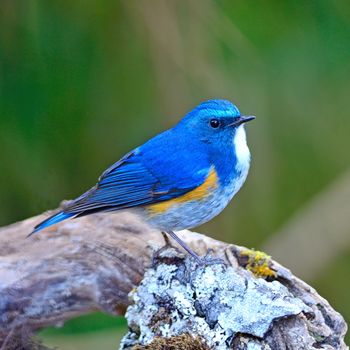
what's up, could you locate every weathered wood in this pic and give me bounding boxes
[0,209,226,346]
[0,209,348,349]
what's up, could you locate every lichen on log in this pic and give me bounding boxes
[120,247,347,350]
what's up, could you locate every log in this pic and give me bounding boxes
[0,208,348,349]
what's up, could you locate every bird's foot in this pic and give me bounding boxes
[163,231,226,267]
[192,249,226,267]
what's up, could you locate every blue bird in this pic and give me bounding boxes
[31,99,255,263]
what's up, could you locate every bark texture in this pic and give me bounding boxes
[0,209,348,349]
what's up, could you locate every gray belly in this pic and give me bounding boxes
[139,175,247,231]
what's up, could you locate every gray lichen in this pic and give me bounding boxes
[120,246,336,350]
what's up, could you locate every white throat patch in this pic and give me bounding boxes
[233,125,251,172]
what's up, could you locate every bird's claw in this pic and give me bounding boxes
[193,249,227,267]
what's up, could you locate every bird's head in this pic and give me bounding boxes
[177,99,255,147]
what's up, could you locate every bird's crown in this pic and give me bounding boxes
[184,99,241,120]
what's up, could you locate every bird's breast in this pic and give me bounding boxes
[142,163,249,231]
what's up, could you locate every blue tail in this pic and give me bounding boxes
[28,211,75,237]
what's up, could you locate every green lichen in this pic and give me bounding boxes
[239,249,277,279]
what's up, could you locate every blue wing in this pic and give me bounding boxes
[31,129,211,235]
[64,149,208,214]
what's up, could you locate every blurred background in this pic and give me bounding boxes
[1,0,350,348]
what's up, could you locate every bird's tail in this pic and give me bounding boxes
[28,211,75,237]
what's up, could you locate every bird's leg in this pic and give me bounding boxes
[165,230,202,262]
[164,230,226,266]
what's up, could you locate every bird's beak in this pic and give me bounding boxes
[229,115,256,127]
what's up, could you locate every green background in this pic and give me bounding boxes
[1,1,349,348]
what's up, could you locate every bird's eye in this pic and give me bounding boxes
[209,118,220,129]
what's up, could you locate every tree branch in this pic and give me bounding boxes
[0,209,348,349]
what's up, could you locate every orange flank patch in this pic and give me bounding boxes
[147,167,218,215]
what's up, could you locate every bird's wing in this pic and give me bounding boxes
[63,149,210,215]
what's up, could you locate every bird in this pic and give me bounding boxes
[30,99,255,264]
